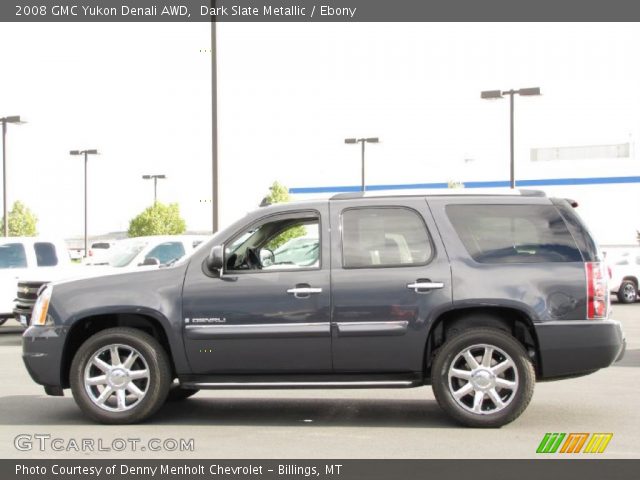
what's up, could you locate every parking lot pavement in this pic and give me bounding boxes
[1,305,638,459]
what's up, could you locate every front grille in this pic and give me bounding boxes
[16,281,45,301]
[14,281,47,321]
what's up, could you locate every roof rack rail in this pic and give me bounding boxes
[328,189,547,200]
[518,189,546,197]
[330,192,365,200]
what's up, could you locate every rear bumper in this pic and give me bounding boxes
[22,325,68,388]
[535,319,625,379]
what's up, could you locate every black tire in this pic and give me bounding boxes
[617,280,638,304]
[431,327,535,428]
[70,327,172,424]
[167,385,200,402]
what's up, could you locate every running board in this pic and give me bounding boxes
[179,373,424,390]
[182,380,419,389]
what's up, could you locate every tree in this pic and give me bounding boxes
[1,201,38,236]
[265,181,292,204]
[127,202,186,238]
[263,181,306,250]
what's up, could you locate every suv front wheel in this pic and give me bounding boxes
[617,280,637,304]
[431,327,535,428]
[70,327,172,424]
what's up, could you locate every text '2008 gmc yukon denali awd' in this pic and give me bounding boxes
[22,190,625,427]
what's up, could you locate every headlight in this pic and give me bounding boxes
[31,285,53,327]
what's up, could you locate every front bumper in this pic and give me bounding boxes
[535,319,625,379]
[22,325,68,388]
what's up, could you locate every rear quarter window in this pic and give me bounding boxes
[446,204,582,264]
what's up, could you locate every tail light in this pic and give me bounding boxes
[586,262,609,319]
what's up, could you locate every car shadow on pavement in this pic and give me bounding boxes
[0,327,22,347]
[614,348,640,368]
[0,395,455,428]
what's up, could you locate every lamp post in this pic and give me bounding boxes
[481,87,541,189]
[1,115,25,236]
[70,149,99,258]
[142,174,166,204]
[344,137,379,191]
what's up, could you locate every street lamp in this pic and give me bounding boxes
[1,115,26,236]
[142,174,167,204]
[481,87,541,189]
[344,137,379,191]
[70,149,99,258]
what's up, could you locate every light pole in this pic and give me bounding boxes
[344,137,379,191]
[211,14,219,233]
[142,174,166,204]
[481,87,541,189]
[70,149,99,258]
[1,115,25,236]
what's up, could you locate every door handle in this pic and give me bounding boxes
[287,286,323,298]
[407,280,444,293]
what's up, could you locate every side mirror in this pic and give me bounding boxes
[140,257,160,267]
[206,245,224,272]
[260,248,274,267]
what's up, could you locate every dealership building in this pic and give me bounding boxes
[288,141,639,247]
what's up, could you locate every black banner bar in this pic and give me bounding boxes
[3,0,640,22]
[3,459,640,480]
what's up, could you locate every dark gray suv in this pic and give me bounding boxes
[22,191,625,427]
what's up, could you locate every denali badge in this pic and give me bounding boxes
[184,317,226,324]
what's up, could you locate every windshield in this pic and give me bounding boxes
[0,243,28,269]
[272,235,319,267]
[103,239,148,267]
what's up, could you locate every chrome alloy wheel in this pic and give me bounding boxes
[622,283,637,302]
[447,343,518,415]
[83,344,150,412]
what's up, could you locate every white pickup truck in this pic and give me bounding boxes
[13,235,211,326]
[606,248,640,304]
[0,237,72,325]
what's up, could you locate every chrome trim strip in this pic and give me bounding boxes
[184,322,330,339]
[185,322,328,329]
[335,320,409,337]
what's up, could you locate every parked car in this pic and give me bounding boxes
[14,235,210,327]
[22,191,625,427]
[605,249,640,303]
[89,235,209,268]
[85,241,117,265]
[0,237,71,325]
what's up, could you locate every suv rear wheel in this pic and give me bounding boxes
[70,327,171,424]
[431,327,535,428]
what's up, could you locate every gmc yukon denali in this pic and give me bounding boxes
[22,191,626,427]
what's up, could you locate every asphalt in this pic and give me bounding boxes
[0,303,638,459]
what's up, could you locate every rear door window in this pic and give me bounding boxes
[341,207,432,268]
[34,242,59,267]
[446,204,582,264]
